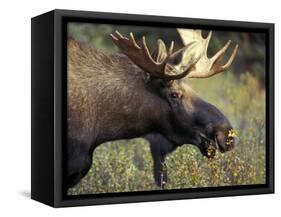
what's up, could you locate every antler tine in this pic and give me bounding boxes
[110,33,118,41]
[168,41,174,55]
[129,32,141,49]
[216,44,239,72]
[208,40,238,76]
[115,30,125,39]
[204,31,212,55]
[152,39,168,63]
[141,36,157,65]
[211,40,232,62]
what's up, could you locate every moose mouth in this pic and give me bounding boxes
[198,130,237,159]
[198,134,219,159]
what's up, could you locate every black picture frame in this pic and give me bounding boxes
[31,9,274,207]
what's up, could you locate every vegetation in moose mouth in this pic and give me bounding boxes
[200,129,238,159]
[67,23,266,195]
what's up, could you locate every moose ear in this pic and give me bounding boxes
[151,39,168,63]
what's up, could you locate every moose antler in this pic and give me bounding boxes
[177,29,239,78]
[110,31,202,81]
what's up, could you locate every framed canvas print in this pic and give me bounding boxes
[31,9,274,207]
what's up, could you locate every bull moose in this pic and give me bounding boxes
[67,28,239,189]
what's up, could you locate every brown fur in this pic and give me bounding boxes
[67,39,169,148]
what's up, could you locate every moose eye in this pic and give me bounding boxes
[170,92,179,98]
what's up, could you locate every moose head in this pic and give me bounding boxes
[110,29,239,158]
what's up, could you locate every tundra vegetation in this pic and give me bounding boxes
[67,23,266,195]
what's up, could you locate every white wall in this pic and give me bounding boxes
[0,0,279,215]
